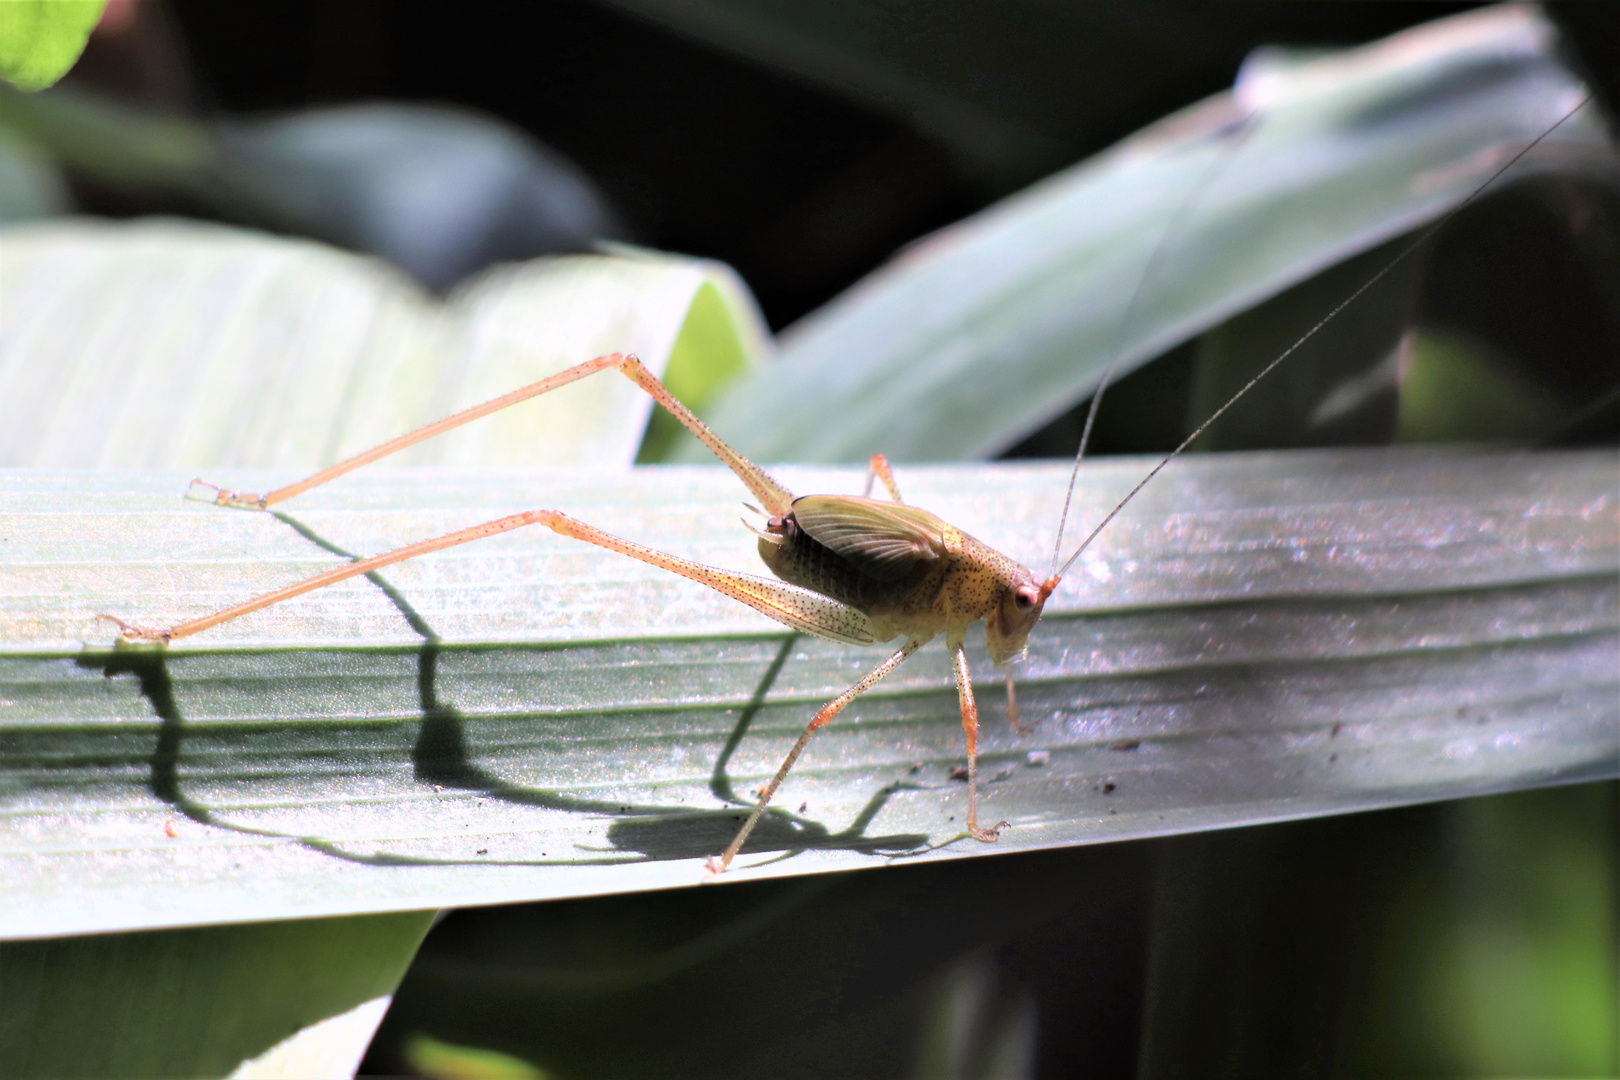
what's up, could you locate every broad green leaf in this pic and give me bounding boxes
[690,6,1619,463]
[0,910,432,1077]
[0,219,768,470]
[0,0,104,92]
[1,450,1613,937]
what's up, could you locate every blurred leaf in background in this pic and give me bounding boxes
[1137,784,1618,1078]
[0,910,432,1077]
[0,221,767,469]
[403,1033,549,1080]
[0,0,105,92]
[0,0,628,293]
[0,83,630,291]
[693,5,1619,464]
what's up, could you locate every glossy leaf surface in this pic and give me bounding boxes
[2,450,1613,937]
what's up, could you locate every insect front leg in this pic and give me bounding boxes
[709,636,925,874]
[951,634,1008,843]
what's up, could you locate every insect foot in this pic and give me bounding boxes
[970,821,1009,843]
[96,614,170,644]
[186,478,267,510]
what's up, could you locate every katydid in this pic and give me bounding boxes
[101,89,1598,875]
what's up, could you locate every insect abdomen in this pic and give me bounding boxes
[758,513,924,613]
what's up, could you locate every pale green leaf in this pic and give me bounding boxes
[1,450,1613,937]
[0,219,768,470]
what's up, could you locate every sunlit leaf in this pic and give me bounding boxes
[0,219,767,471]
[2,450,1613,936]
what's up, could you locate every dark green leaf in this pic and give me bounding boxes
[0,911,432,1076]
[692,7,1619,463]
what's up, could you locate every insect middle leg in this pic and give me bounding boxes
[862,453,904,502]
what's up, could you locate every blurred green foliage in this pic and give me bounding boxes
[1139,783,1618,1078]
[364,784,1617,1077]
[405,1033,550,1080]
[0,0,104,91]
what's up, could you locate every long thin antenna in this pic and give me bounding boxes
[1053,88,1598,583]
[1048,118,1256,578]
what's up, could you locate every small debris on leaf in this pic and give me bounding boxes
[1026,750,1050,767]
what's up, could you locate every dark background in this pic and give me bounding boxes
[72,1,1620,329]
[55,5,1619,1077]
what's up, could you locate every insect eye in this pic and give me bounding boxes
[1014,586,1039,612]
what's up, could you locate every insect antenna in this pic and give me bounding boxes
[1048,117,1257,580]
[1050,87,1601,585]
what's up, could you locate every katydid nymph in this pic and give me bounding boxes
[101,350,1058,872]
[101,88,1599,875]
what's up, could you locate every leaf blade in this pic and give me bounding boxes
[1,450,1614,937]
